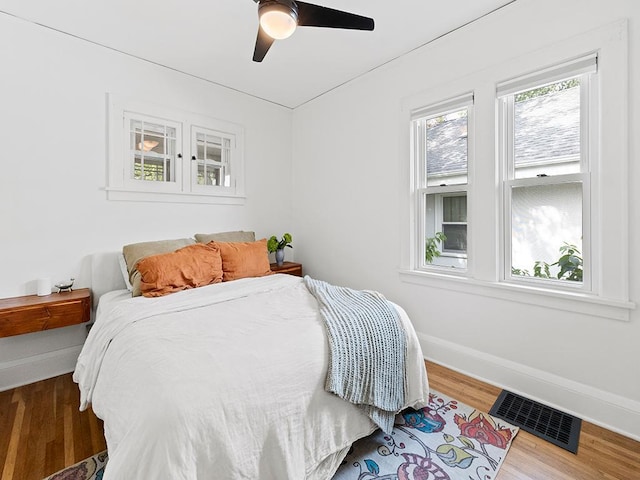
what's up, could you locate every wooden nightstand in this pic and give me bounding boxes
[270,262,303,277]
[0,288,91,338]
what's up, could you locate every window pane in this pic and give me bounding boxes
[206,145,222,162]
[129,120,176,183]
[511,182,582,282]
[133,155,142,180]
[442,224,467,252]
[222,138,231,187]
[425,108,468,186]
[514,79,581,179]
[196,134,222,162]
[194,130,232,188]
[134,155,169,181]
[197,164,222,186]
[424,193,467,269]
[443,196,467,222]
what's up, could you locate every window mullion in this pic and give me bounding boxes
[502,179,513,281]
[505,97,515,181]
[416,120,426,190]
[501,97,514,281]
[581,72,593,293]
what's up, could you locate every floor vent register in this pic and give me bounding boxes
[489,390,581,454]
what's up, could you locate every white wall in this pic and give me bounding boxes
[292,0,640,439]
[0,14,293,388]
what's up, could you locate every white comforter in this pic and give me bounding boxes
[74,274,429,480]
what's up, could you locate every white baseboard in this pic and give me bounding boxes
[0,345,82,392]
[419,333,640,442]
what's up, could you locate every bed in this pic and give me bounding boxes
[74,238,429,480]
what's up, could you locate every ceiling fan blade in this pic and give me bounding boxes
[253,26,275,62]
[296,1,374,30]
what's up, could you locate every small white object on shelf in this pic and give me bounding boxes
[37,278,51,296]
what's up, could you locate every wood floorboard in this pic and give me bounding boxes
[0,362,638,479]
[0,391,14,473]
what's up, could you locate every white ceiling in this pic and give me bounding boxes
[1,0,515,109]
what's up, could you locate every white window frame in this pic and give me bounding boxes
[122,111,183,194]
[189,125,236,196]
[498,55,597,293]
[107,94,245,205]
[411,93,473,274]
[400,20,633,321]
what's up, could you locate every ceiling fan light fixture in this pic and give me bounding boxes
[259,2,298,40]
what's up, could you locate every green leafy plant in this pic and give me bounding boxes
[425,232,447,263]
[511,267,530,277]
[515,79,579,102]
[512,242,583,282]
[267,233,293,253]
[553,242,583,281]
[533,260,551,279]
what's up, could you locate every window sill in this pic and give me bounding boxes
[105,188,246,205]
[399,269,635,322]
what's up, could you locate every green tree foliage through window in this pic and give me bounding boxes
[512,243,583,281]
[515,79,579,102]
[425,232,447,263]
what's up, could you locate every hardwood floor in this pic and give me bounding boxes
[1,362,638,479]
[0,374,105,480]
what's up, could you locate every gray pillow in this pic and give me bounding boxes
[194,231,255,243]
[123,238,196,297]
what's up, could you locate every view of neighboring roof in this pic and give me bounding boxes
[514,86,580,164]
[426,86,580,176]
[427,115,468,177]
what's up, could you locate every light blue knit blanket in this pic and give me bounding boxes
[304,276,406,433]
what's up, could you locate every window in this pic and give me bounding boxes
[402,22,631,320]
[108,95,245,204]
[411,94,472,271]
[498,55,597,290]
[124,113,182,193]
[191,126,234,191]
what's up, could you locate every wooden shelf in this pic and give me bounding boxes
[0,288,91,338]
[270,262,303,277]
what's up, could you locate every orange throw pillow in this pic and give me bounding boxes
[137,243,223,297]
[213,239,272,281]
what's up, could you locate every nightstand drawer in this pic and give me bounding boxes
[0,289,91,337]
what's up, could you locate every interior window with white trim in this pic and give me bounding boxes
[125,113,182,192]
[192,127,233,189]
[412,94,472,271]
[108,95,245,204]
[498,55,597,289]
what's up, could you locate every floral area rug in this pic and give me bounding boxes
[332,389,519,480]
[43,450,107,480]
[43,391,517,480]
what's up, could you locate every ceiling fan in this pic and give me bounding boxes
[252,0,375,62]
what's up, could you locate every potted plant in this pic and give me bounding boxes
[268,233,293,266]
